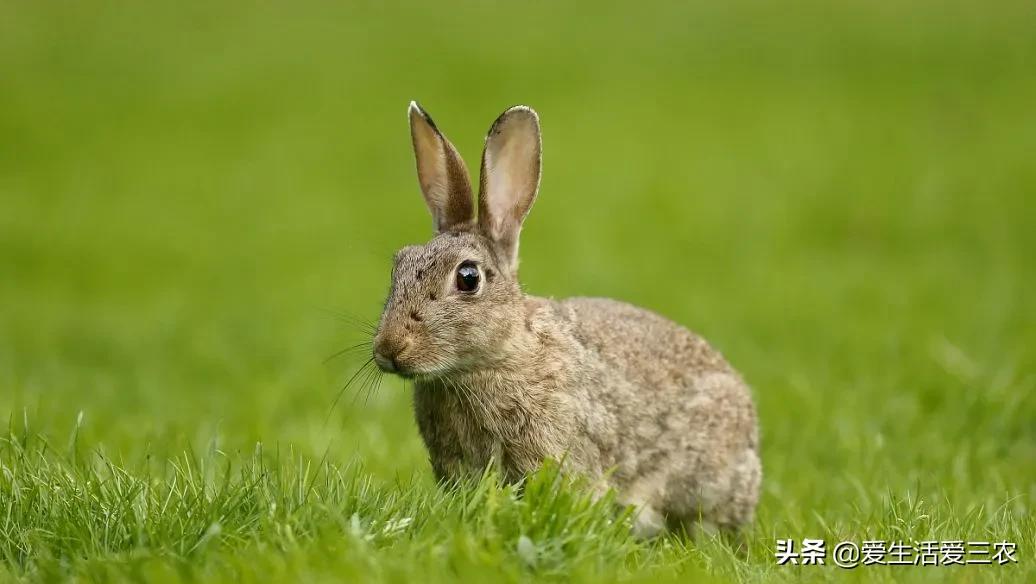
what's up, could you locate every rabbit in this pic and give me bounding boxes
[372,101,761,538]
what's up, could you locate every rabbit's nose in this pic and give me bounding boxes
[373,333,410,373]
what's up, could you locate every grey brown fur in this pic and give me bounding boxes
[374,102,761,537]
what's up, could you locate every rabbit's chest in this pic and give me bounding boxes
[413,383,553,482]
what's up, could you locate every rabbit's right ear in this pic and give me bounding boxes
[409,101,474,233]
[477,106,542,275]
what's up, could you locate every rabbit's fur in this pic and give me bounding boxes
[373,102,761,537]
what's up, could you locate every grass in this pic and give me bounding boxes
[1,0,1034,581]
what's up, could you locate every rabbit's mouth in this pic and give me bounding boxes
[373,350,431,379]
[373,334,461,380]
[373,349,409,376]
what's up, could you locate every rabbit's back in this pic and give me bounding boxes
[556,297,736,382]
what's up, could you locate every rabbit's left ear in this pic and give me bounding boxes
[477,106,541,274]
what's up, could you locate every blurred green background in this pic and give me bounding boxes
[1,0,1034,579]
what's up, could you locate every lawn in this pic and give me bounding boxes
[1,1,1034,581]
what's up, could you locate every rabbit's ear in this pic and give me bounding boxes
[477,105,541,274]
[409,101,474,233]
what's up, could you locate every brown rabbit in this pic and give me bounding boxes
[372,102,761,537]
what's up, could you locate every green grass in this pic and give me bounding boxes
[1,0,1034,581]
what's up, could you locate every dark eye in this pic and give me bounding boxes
[455,261,480,293]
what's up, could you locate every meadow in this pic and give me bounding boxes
[1,1,1034,581]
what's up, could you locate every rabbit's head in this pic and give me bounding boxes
[373,102,542,377]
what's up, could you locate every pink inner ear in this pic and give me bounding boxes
[479,108,542,246]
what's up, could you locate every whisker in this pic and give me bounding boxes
[363,368,385,406]
[323,341,373,364]
[325,358,376,423]
[352,360,382,407]
[317,307,379,334]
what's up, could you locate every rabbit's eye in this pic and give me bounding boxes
[455,261,480,293]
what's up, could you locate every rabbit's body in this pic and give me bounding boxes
[374,102,761,537]
[413,295,760,535]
